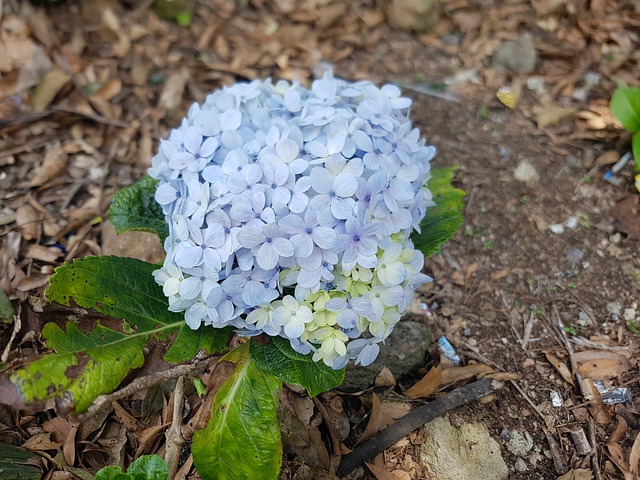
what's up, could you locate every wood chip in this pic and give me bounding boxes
[26,244,62,263]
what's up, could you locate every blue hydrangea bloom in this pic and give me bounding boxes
[150,71,435,369]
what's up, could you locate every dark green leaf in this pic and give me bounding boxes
[0,442,43,480]
[94,466,128,480]
[164,325,233,363]
[249,336,344,397]
[109,176,168,241]
[611,87,640,133]
[411,166,465,258]
[192,345,282,480]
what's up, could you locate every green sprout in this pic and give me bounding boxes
[610,86,640,191]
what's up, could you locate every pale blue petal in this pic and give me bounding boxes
[333,172,357,197]
[237,228,265,248]
[291,234,313,258]
[309,167,332,194]
[257,243,279,269]
[179,277,202,300]
[272,237,294,257]
[330,197,354,219]
[175,246,203,268]
[311,226,335,249]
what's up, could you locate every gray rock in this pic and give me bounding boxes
[514,457,528,473]
[385,0,439,32]
[420,416,509,480]
[504,429,534,456]
[492,37,537,73]
[340,321,431,391]
[513,160,540,184]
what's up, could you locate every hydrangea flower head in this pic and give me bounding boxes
[150,71,435,369]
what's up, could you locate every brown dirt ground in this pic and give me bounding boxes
[1,0,640,479]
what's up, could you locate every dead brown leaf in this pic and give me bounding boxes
[30,141,68,187]
[30,69,70,112]
[374,367,396,387]
[365,454,396,480]
[574,350,632,379]
[359,393,382,444]
[545,352,574,385]
[556,469,595,480]
[441,364,495,384]
[534,104,578,128]
[611,196,640,240]
[405,364,442,399]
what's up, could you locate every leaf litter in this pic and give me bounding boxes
[0,0,640,478]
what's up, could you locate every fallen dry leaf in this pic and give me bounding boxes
[441,364,495,384]
[405,364,442,399]
[30,69,70,112]
[574,350,632,379]
[611,196,640,240]
[375,367,396,387]
[359,393,382,444]
[30,141,68,187]
[545,352,574,385]
[534,104,578,128]
[555,469,595,480]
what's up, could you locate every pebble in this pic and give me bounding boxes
[565,216,578,229]
[492,37,538,73]
[514,160,540,184]
[624,308,637,321]
[607,301,622,317]
[514,457,528,473]
[385,0,439,32]
[504,429,534,456]
[549,224,565,235]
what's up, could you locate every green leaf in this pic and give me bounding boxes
[7,256,227,412]
[128,454,169,480]
[611,87,640,133]
[192,344,282,480]
[411,166,465,258]
[249,336,344,397]
[109,176,168,241]
[11,321,147,413]
[95,466,129,480]
[633,131,640,171]
[164,325,233,363]
[0,442,43,480]
[0,288,14,324]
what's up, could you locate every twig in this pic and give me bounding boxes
[335,377,499,477]
[588,418,602,480]
[82,356,215,419]
[1,304,21,362]
[165,376,186,479]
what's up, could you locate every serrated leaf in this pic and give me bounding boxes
[6,256,227,412]
[192,345,282,480]
[164,325,233,363]
[109,176,168,241]
[411,166,465,258]
[611,87,640,133]
[0,442,43,480]
[249,336,344,397]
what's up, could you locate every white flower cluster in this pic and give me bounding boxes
[150,72,434,369]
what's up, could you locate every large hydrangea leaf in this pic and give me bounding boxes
[192,345,282,480]
[109,175,168,241]
[5,256,229,413]
[411,166,466,258]
[249,336,344,397]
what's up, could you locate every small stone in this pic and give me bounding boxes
[566,248,583,264]
[549,224,565,235]
[624,308,637,322]
[514,160,540,184]
[504,429,534,456]
[385,0,439,32]
[607,301,622,316]
[492,37,537,73]
[514,457,528,473]
[565,216,578,229]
